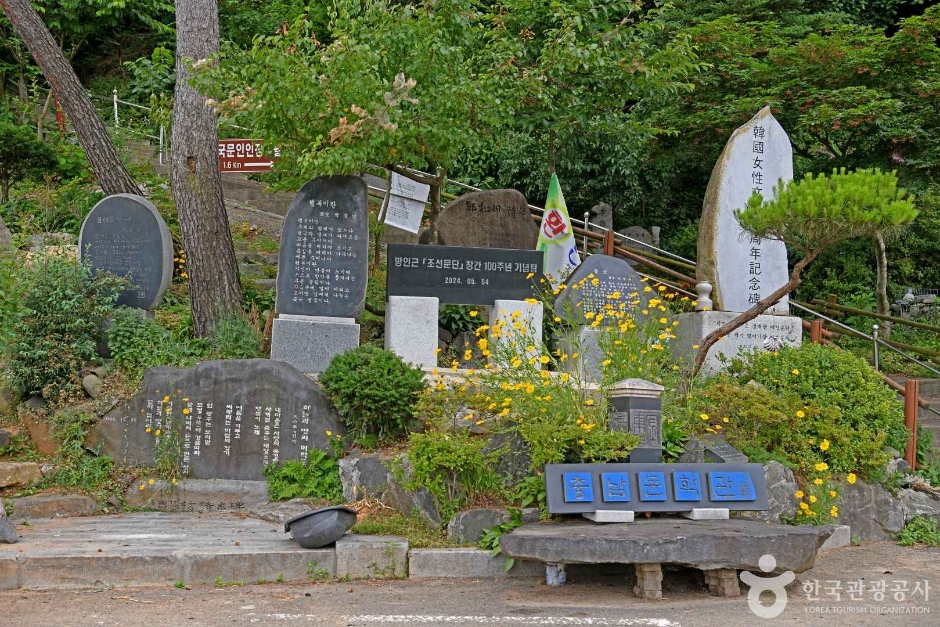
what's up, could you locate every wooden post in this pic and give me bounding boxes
[904,379,919,470]
[810,320,823,344]
[603,230,615,256]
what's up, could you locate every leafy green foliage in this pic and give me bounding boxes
[263,450,343,502]
[662,417,688,462]
[5,256,123,401]
[209,311,264,359]
[0,116,57,203]
[350,510,455,548]
[107,307,207,378]
[439,305,484,336]
[738,168,918,258]
[124,46,176,100]
[897,517,940,547]
[478,508,524,571]
[319,346,427,445]
[405,430,503,523]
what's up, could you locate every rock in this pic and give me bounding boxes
[25,395,45,410]
[19,412,57,456]
[90,365,108,379]
[590,203,613,232]
[676,434,705,464]
[87,359,344,480]
[0,515,17,544]
[447,508,512,543]
[0,216,12,251]
[883,446,902,459]
[0,428,12,449]
[338,452,440,526]
[898,489,940,523]
[501,519,831,574]
[484,429,532,483]
[29,232,75,251]
[839,479,909,541]
[438,328,454,344]
[8,494,96,522]
[238,263,267,279]
[737,461,797,524]
[436,189,538,250]
[0,462,43,488]
[886,457,911,476]
[248,500,317,524]
[82,373,103,399]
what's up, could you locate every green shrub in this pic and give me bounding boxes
[319,346,427,445]
[728,343,908,453]
[5,256,123,401]
[405,430,503,523]
[210,311,264,359]
[897,517,940,547]
[263,450,343,502]
[108,307,207,378]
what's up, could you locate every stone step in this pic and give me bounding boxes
[236,251,279,265]
[889,377,940,398]
[0,462,43,489]
[238,263,274,280]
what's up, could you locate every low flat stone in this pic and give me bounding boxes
[0,462,43,488]
[583,510,634,523]
[335,534,408,580]
[898,489,940,522]
[500,519,832,573]
[409,548,542,579]
[447,508,509,543]
[8,494,96,522]
[125,479,270,513]
[820,525,852,551]
[680,508,729,520]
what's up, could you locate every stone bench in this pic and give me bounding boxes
[499,518,833,599]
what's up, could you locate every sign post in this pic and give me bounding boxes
[217,139,279,173]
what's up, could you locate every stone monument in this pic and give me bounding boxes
[677,108,803,372]
[554,255,650,381]
[78,194,174,310]
[88,359,344,480]
[590,203,613,232]
[608,379,664,464]
[271,176,368,373]
[436,189,538,250]
[697,107,792,314]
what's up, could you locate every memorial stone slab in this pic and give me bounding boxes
[554,255,649,324]
[703,435,749,464]
[697,107,792,313]
[608,379,664,464]
[545,462,768,514]
[78,194,173,309]
[387,244,542,305]
[88,359,344,480]
[436,189,538,250]
[590,203,613,232]
[276,176,369,318]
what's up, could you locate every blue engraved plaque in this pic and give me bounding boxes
[638,472,667,501]
[601,472,631,502]
[563,472,595,503]
[673,471,703,501]
[708,471,757,501]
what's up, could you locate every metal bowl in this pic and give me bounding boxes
[284,505,358,549]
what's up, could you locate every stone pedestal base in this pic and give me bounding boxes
[271,316,359,374]
[489,299,543,365]
[705,568,741,597]
[681,508,730,521]
[633,563,663,599]
[557,327,603,383]
[583,510,634,523]
[674,311,802,374]
[545,563,566,586]
[385,296,439,368]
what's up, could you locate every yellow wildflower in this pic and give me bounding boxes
[847,473,857,484]
[814,462,829,472]
[148,479,155,486]
[155,429,161,436]
[796,410,806,418]
[809,495,817,503]
[792,368,800,375]
[578,439,585,445]
[469,310,478,317]
[829,490,837,498]
[814,478,823,486]
[584,399,594,406]
[794,490,804,498]
[819,439,830,451]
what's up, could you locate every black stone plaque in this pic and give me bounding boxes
[545,462,769,514]
[387,244,543,305]
[88,359,344,480]
[78,194,173,309]
[609,393,662,463]
[554,255,651,325]
[276,176,369,317]
[703,435,749,463]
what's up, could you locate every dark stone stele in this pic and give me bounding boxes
[499,519,832,573]
[276,176,369,318]
[608,395,662,464]
[87,359,344,481]
[436,189,538,250]
[78,194,173,309]
[554,255,650,324]
[386,244,543,305]
[544,462,768,514]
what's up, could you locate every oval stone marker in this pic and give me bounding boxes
[697,107,792,313]
[436,189,538,250]
[554,255,650,324]
[78,194,173,309]
[276,176,369,318]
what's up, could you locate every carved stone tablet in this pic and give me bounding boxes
[87,359,344,480]
[78,194,173,309]
[554,255,650,324]
[276,176,369,318]
[436,189,538,250]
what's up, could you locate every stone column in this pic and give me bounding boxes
[705,568,741,597]
[384,296,439,368]
[608,379,665,463]
[488,299,543,366]
[634,563,663,599]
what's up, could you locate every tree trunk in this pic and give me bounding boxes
[874,232,891,339]
[692,252,817,376]
[0,0,139,195]
[36,87,52,140]
[1,177,9,204]
[172,0,242,337]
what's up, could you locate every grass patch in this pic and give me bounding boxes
[350,509,466,548]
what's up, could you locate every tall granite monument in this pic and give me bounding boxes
[271,176,369,373]
[78,194,174,310]
[697,107,792,314]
